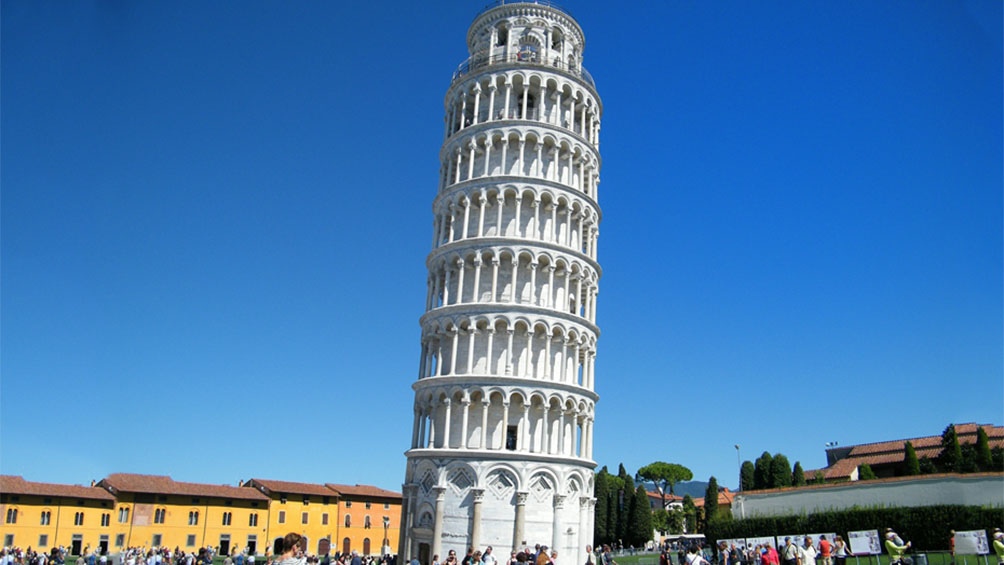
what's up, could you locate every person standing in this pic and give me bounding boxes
[780,539,799,565]
[275,535,305,565]
[817,537,830,565]
[483,548,496,565]
[991,530,1004,565]
[799,538,816,565]
[884,530,910,565]
[831,537,850,565]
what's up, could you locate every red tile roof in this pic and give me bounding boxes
[325,484,401,500]
[694,488,734,508]
[246,479,338,498]
[100,474,267,500]
[818,423,1004,480]
[0,475,115,501]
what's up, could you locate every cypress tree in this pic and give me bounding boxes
[904,441,920,475]
[703,476,719,527]
[594,467,610,545]
[740,461,755,491]
[940,424,963,472]
[682,495,696,534]
[753,452,773,490]
[976,426,993,471]
[792,461,806,486]
[629,485,652,547]
[616,464,633,543]
[770,454,793,488]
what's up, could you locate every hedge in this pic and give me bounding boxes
[704,505,1003,550]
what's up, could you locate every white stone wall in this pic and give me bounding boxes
[731,474,1004,519]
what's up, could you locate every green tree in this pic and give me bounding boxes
[904,441,920,475]
[918,457,938,474]
[858,463,877,480]
[753,452,773,490]
[636,462,694,504]
[770,454,793,488]
[628,485,653,547]
[939,424,962,472]
[976,426,993,471]
[703,476,719,528]
[594,467,610,545]
[682,495,697,533]
[651,508,670,535]
[616,464,633,542]
[792,462,806,486]
[740,461,755,491]
[811,470,825,484]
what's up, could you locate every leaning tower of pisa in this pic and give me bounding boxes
[401,2,602,564]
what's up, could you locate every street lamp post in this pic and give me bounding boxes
[382,516,390,556]
[734,444,741,491]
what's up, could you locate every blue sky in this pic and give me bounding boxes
[2,0,1001,493]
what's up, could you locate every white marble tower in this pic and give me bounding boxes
[401,2,602,564]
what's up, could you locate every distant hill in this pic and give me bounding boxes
[639,480,710,499]
[667,480,709,499]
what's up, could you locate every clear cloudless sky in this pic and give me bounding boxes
[3,0,1001,493]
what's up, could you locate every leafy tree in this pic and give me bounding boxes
[636,462,693,503]
[792,462,806,486]
[939,424,962,472]
[703,476,720,528]
[993,447,1004,472]
[594,467,610,545]
[651,508,670,535]
[904,441,920,475]
[918,457,938,474]
[976,426,993,471]
[811,470,825,484]
[858,463,877,480]
[740,461,755,491]
[629,485,653,547]
[753,452,773,490]
[770,453,793,488]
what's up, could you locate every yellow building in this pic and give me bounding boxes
[242,480,401,558]
[0,475,118,555]
[97,474,270,555]
[324,484,400,557]
[0,475,401,559]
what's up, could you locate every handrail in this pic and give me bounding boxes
[474,0,574,21]
[452,52,595,88]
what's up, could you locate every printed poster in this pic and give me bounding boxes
[746,537,776,550]
[848,530,881,556]
[954,530,990,555]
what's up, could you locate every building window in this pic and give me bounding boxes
[74,512,84,526]
[301,512,308,525]
[344,515,351,527]
[119,508,130,523]
[345,501,352,508]
[39,535,49,548]
[322,514,328,526]
[277,510,286,524]
[154,508,166,524]
[364,515,371,529]
[3,535,12,548]
[188,511,199,526]
[365,502,371,510]
[187,535,196,547]
[222,512,232,526]
[383,504,390,510]
[5,508,17,524]
[40,511,51,526]
[115,535,125,547]
[249,513,259,527]
[152,535,162,547]
[303,496,310,505]
[101,513,111,527]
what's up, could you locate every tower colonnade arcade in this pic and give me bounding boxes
[430,185,601,260]
[444,71,601,148]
